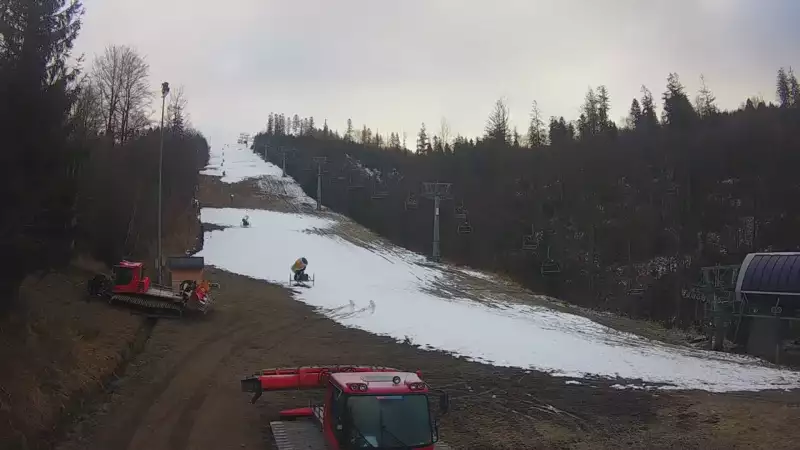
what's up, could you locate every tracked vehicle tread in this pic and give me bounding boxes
[109,294,184,318]
[270,421,326,450]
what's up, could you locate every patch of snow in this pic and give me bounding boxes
[459,268,496,282]
[611,384,650,391]
[201,143,317,210]
[200,143,283,183]
[199,206,800,393]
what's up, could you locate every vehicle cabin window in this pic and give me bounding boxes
[346,394,432,448]
[114,267,134,285]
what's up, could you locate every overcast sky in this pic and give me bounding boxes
[74,0,800,148]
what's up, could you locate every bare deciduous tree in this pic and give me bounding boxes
[71,75,104,139]
[93,45,122,140]
[167,85,189,133]
[92,45,151,145]
[439,117,451,147]
[117,47,150,144]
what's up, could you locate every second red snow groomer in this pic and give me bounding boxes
[241,365,452,449]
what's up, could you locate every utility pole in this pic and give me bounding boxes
[281,148,287,178]
[421,182,453,262]
[313,157,327,211]
[157,81,170,284]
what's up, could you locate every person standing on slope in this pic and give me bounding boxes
[291,257,308,282]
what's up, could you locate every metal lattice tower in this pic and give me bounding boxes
[313,157,327,211]
[281,147,287,178]
[421,182,453,262]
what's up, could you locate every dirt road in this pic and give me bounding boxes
[56,174,800,450]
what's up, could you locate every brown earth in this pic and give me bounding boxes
[49,173,800,450]
[0,207,200,450]
[0,262,144,450]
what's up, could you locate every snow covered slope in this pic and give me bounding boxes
[197,143,800,392]
[201,144,282,183]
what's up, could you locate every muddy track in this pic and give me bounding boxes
[166,311,332,450]
[166,325,258,450]
[102,314,251,450]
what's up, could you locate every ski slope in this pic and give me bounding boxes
[201,144,282,183]
[197,143,800,392]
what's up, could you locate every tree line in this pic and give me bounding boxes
[0,0,208,315]
[253,68,800,329]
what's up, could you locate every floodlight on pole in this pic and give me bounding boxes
[157,81,170,283]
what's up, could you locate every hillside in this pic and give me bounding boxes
[198,144,800,392]
[250,89,800,331]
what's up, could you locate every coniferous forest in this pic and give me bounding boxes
[252,70,800,329]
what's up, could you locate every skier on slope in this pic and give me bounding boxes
[291,257,309,282]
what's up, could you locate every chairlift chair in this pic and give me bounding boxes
[627,277,646,296]
[457,220,473,234]
[522,235,538,251]
[624,240,644,295]
[371,180,388,199]
[540,245,561,275]
[541,260,561,275]
[454,204,467,219]
[348,173,364,190]
[627,286,646,296]
[522,225,538,251]
[405,194,419,210]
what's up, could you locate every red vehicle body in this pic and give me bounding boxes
[114,260,153,293]
[241,365,451,449]
[88,260,213,318]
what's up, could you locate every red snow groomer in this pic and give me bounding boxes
[87,258,215,318]
[241,365,452,449]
